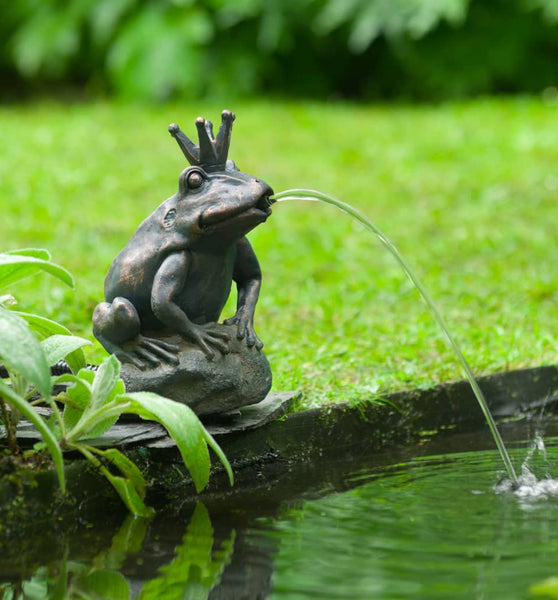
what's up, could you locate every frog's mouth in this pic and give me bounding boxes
[198,189,274,233]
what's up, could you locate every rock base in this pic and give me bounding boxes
[120,324,272,416]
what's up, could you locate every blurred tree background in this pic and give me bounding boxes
[2,0,558,102]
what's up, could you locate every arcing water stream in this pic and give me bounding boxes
[271,188,520,485]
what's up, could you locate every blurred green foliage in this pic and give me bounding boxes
[2,0,558,101]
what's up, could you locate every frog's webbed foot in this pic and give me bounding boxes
[223,310,263,350]
[187,322,231,360]
[93,297,180,369]
[119,335,180,370]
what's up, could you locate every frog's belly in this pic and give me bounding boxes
[172,253,235,325]
[135,276,232,330]
[175,281,232,324]
[109,249,236,329]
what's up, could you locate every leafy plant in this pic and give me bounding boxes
[5,0,558,100]
[0,248,233,516]
[0,248,86,488]
[54,355,233,517]
[314,0,470,53]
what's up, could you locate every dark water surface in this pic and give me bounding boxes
[2,420,558,599]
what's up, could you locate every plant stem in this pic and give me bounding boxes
[71,442,100,466]
[0,396,19,454]
[46,396,66,440]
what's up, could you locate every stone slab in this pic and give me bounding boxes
[147,391,296,448]
[3,391,296,449]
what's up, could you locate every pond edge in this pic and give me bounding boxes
[2,363,558,531]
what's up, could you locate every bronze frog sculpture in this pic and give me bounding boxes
[93,111,274,414]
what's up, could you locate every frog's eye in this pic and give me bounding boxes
[178,167,207,196]
[186,170,204,190]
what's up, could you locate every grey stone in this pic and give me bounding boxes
[119,323,272,416]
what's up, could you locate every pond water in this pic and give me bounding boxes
[2,419,558,599]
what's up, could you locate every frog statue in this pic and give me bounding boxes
[93,110,275,416]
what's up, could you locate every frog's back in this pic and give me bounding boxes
[104,199,184,308]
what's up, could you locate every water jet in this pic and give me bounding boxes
[271,188,519,484]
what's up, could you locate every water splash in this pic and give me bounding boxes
[271,188,519,484]
[524,433,548,468]
[496,435,558,501]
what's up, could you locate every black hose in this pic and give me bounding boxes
[0,360,98,379]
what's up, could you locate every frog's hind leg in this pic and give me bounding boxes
[93,297,179,369]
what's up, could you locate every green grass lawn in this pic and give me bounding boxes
[1,96,558,408]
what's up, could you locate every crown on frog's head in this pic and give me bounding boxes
[168,110,235,172]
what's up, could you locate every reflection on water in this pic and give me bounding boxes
[0,504,235,600]
[3,423,558,599]
[136,504,235,599]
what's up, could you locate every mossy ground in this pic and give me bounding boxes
[1,97,558,408]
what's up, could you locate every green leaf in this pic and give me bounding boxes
[91,354,120,409]
[41,334,92,370]
[97,447,147,499]
[0,253,74,290]
[62,357,126,441]
[62,405,87,435]
[56,372,93,410]
[73,443,153,517]
[124,392,210,492]
[74,411,121,441]
[21,573,49,600]
[89,355,121,413]
[15,311,73,337]
[16,312,88,372]
[0,379,65,493]
[102,471,154,518]
[0,307,51,397]
[56,370,125,440]
[55,372,92,432]
[121,392,232,493]
[202,429,234,486]
[77,569,130,600]
[5,248,51,260]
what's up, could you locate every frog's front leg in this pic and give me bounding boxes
[93,297,180,369]
[224,238,264,350]
[152,251,231,359]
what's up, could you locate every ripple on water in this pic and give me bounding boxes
[257,438,558,600]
